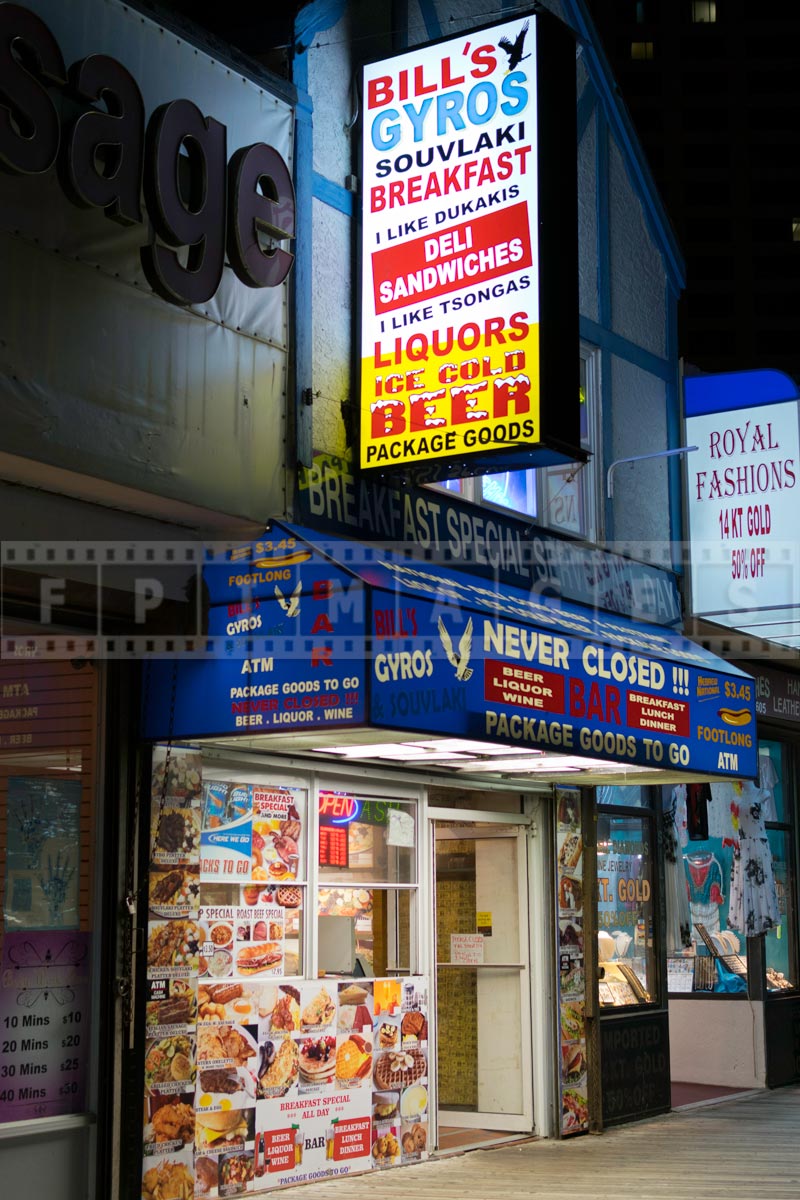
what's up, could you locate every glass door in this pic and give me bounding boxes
[431,817,533,1134]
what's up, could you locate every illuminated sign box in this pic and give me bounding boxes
[359,10,582,480]
[684,369,800,644]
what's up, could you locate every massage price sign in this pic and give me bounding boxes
[361,14,574,478]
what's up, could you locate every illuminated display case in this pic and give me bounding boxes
[596,794,657,1009]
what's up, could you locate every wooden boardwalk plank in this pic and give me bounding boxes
[284,1089,800,1200]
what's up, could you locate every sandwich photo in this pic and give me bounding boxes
[194,1107,252,1153]
[562,1044,586,1086]
[560,1000,585,1042]
[236,942,282,975]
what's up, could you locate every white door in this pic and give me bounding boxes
[430,813,533,1134]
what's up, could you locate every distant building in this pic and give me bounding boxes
[585,0,800,379]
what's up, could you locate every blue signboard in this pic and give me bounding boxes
[142,540,367,739]
[367,590,755,778]
[685,369,799,418]
[141,524,757,778]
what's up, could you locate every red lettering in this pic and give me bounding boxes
[367,76,393,109]
[413,64,437,96]
[310,613,334,634]
[441,57,465,88]
[492,373,530,418]
[371,400,406,439]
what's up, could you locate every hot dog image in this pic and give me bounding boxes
[718,708,751,726]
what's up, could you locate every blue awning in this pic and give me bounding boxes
[141,522,757,780]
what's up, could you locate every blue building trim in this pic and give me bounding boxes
[577,78,597,143]
[600,342,614,539]
[292,0,348,471]
[293,84,314,469]
[394,0,409,50]
[417,0,443,42]
[596,112,611,330]
[664,283,683,573]
[563,0,684,293]
[295,0,347,51]
[580,317,672,381]
[312,172,354,216]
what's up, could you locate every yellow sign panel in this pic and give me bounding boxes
[361,319,539,469]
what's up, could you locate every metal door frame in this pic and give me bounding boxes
[428,808,534,1137]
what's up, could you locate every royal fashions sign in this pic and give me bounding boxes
[359,11,581,479]
[685,370,800,642]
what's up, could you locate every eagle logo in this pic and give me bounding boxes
[274,580,302,618]
[438,616,474,681]
[498,20,531,71]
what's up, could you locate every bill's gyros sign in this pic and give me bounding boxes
[360,11,581,479]
[0,1,295,306]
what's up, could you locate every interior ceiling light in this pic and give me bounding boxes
[450,757,583,773]
[409,738,543,757]
[313,738,545,762]
[309,738,661,776]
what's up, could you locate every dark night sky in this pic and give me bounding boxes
[584,1,800,382]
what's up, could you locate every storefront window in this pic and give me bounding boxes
[761,740,796,992]
[317,791,416,977]
[760,741,786,822]
[0,659,99,1124]
[596,785,648,808]
[317,793,416,885]
[597,811,657,1006]
[664,740,794,995]
[186,765,308,978]
[765,829,795,991]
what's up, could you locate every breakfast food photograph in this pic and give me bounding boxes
[256,1034,300,1098]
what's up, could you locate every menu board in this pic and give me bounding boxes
[144,747,430,1198]
[318,826,349,869]
[554,788,589,1137]
[0,930,91,1121]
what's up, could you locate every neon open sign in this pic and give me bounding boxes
[318,792,360,825]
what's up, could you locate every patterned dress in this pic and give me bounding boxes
[728,781,780,937]
[664,786,691,951]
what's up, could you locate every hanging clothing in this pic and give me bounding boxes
[708,781,736,841]
[728,780,780,937]
[758,751,778,822]
[663,790,692,951]
[671,784,688,848]
[684,850,725,935]
[686,783,710,840]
